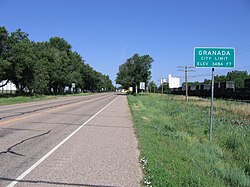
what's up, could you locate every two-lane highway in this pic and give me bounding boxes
[0,93,142,186]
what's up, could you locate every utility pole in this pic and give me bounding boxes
[162,82,164,95]
[160,78,166,95]
[177,66,195,101]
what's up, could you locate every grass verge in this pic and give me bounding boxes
[0,93,92,106]
[0,95,57,105]
[128,94,250,187]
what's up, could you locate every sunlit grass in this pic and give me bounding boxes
[0,95,57,105]
[128,94,250,186]
[0,92,93,105]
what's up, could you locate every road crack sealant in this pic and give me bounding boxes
[0,130,51,156]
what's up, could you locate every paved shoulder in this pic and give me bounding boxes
[13,95,142,187]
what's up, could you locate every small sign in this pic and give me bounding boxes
[140,82,145,90]
[194,47,235,68]
[72,83,76,88]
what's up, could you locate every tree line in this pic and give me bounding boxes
[0,27,114,95]
[122,69,250,94]
[204,70,250,88]
[185,70,250,88]
[159,70,250,93]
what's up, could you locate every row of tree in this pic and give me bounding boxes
[155,70,250,93]
[185,71,250,88]
[132,70,250,94]
[203,70,250,88]
[0,27,114,95]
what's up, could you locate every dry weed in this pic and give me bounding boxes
[172,95,250,120]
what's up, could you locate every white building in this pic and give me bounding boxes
[168,74,180,88]
[0,80,17,92]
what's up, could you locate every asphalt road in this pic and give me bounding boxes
[0,93,142,187]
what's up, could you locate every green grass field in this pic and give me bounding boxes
[128,94,250,187]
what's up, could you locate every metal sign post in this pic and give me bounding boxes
[210,68,215,143]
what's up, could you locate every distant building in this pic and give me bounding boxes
[168,74,180,88]
[0,80,17,92]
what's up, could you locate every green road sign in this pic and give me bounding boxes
[194,47,235,68]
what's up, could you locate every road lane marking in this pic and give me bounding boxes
[0,94,112,126]
[7,96,119,187]
[0,105,68,126]
[0,93,105,112]
[0,113,40,125]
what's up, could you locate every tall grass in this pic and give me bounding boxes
[128,94,250,187]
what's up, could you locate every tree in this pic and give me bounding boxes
[0,58,11,87]
[116,53,153,93]
[65,51,84,92]
[81,64,96,92]
[148,81,157,93]
[227,70,249,88]
[0,27,114,95]
[0,26,11,87]
[49,37,71,52]
[205,71,250,88]
[3,29,36,94]
[31,42,51,94]
[10,40,36,94]
[203,79,210,84]
[0,26,9,55]
[102,75,114,91]
[214,75,227,83]
[158,83,171,94]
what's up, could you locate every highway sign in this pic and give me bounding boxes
[140,82,145,90]
[194,47,235,68]
[194,47,235,143]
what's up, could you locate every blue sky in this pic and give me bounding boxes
[1,0,250,85]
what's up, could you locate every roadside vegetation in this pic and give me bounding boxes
[116,54,153,94]
[0,26,114,95]
[0,95,56,105]
[0,93,92,106]
[128,94,250,186]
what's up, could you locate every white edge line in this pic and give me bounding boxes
[7,95,119,187]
